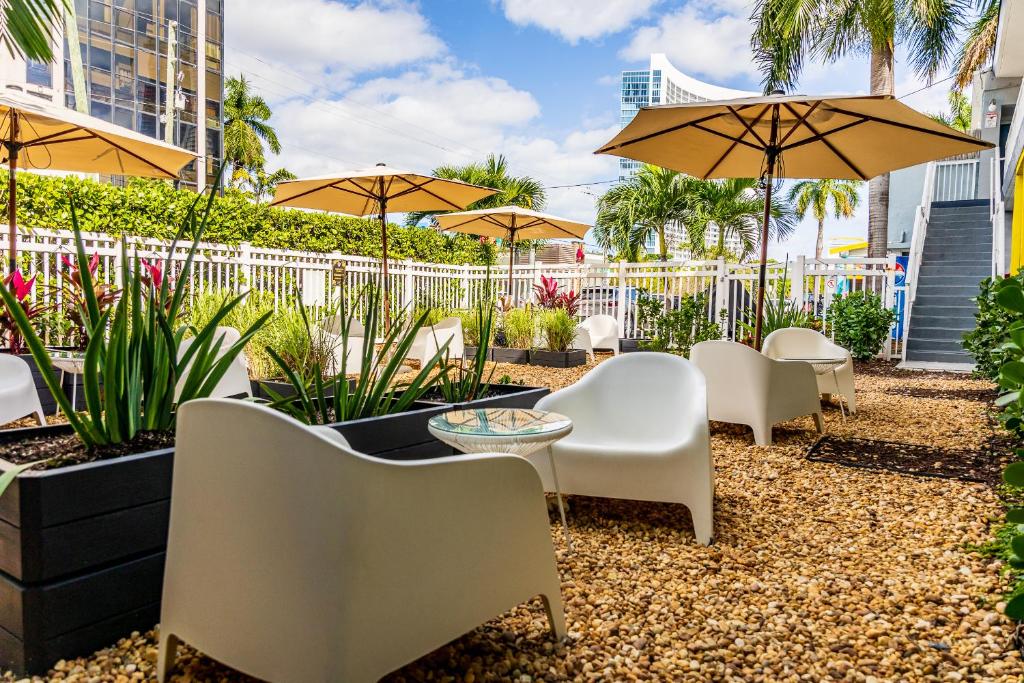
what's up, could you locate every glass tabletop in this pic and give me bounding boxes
[429,409,571,439]
[47,349,86,361]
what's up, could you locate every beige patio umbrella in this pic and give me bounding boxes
[595,92,993,349]
[0,90,197,271]
[434,206,591,299]
[271,163,497,329]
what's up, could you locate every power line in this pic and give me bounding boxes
[897,74,956,100]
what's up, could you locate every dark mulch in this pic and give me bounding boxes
[0,430,174,469]
[852,359,972,381]
[806,435,1012,486]
[884,386,998,402]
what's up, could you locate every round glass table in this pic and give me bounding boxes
[780,356,847,420]
[428,408,575,551]
[47,349,86,414]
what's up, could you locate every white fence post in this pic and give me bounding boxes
[792,255,806,307]
[402,260,415,311]
[616,260,627,337]
[715,257,728,337]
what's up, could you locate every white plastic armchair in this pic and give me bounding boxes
[0,355,45,426]
[175,326,251,400]
[408,317,464,366]
[572,324,594,361]
[159,400,565,683]
[578,314,620,355]
[322,316,366,375]
[527,353,714,545]
[762,327,856,414]
[691,340,824,446]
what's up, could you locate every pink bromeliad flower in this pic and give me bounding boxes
[61,252,100,276]
[140,258,164,289]
[3,271,36,301]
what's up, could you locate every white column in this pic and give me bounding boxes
[196,0,207,192]
[616,260,627,337]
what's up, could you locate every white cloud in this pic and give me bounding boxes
[225,0,445,86]
[621,3,759,81]
[499,0,660,44]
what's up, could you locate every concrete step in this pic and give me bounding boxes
[917,269,989,281]
[905,348,975,364]
[913,285,985,298]
[911,314,977,329]
[914,296,980,308]
[922,250,993,260]
[922,237,993,248]
[905,337,969,353]
[906,326,973,340]
[912,305,978,319]
[930,199,989,209]
[918,274,989,284]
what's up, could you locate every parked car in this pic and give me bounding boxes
[579,286,647,329]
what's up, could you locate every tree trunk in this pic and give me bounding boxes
[867,42,895,259]
[816,218,824,260]
[658,224,668,260]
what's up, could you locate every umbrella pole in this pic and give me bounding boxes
[753,108,781,351]
[7,112,18,274]
[508,220,517,305]
[380,196,390,333]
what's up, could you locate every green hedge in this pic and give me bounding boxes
[3,173,489,264]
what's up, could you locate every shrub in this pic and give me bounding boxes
[5,173,490,264]
[964,274,1022,380]
[539,309,578,352]
[828,292,896,360]
[501,308,535,349]
[640,294,721,357]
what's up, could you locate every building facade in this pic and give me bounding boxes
[618,54,754,258]
[0,0,224,191]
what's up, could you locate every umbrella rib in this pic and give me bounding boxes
[781,103,867,180]
[345,178,385,215]
[398,178,471,211]
[271,179,370,207]
[86,129,180,178]
[776,100,822,147]
[22,133,95,148]
[825,107,992,146]
[595,109,733,152]
[704,106,772,178]
[780,118,870,152]
[19,125,89,146]
[726,105,769,148]
[691,123,763,150]
[441,215,494,232]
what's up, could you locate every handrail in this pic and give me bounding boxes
[991,154,1006,278]
[902,161,937,362]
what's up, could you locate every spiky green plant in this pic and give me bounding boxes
[436,303,496,403]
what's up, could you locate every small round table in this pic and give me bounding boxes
[781,357,848,420]
[48,349,86,414]
[428,408,575,551]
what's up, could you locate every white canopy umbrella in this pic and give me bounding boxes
[0,90,197,270]
[271,164,497,329]
[434,206,591,298]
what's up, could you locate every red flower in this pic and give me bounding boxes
[61,252,100,275]
[140,259,163,289]
[3,271,35,301]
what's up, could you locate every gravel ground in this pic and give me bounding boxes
[3,357,1020,682]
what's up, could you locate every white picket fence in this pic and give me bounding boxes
[15,229,904,357]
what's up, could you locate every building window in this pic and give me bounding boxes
[25,60,52,87]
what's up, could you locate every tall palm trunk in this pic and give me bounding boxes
[816,218,825,260]
[657,224,668,260]
[867,42,894,258]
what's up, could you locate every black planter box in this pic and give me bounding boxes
[492,348,530,364]
[418,384,549,411]
[529,349,587,368]
[463,346,494,361]
[0,424,173,674]
[328,401,453,461]
[251,378,357,402]
[619,338,649,353]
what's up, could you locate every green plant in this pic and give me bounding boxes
[436,303,496,403]
[0,270,48,354]
[539,309,578,352]
[265,287,450,424]
[501,308,535,349]
[964,274,1021,381]
[829,291,896,360]
[640,294,720,357]
[999,462,1024,619]
[0,179,270,450]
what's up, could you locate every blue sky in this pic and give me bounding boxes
[223,0,964,259]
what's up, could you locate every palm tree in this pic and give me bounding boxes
[929,90,973,132]
[786,179,861,260]
[404,154,546,227]
[752,0,967,258]
[224,75,281,183]
[236,167,297,203]
[954,0,1000,89]
[1,0,67,62]
[688,178,798,260]
[594,165,694,261]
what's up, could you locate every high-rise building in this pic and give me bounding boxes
[0,0,224,191]
[619,54,754,258]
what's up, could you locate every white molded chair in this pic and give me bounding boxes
[572,324,594,361]
[762,327,856,414]
[409,317,464,366]
[175,326,251,400]
[322,317,366,375]
[577,314,620,355]
[0,355,45,426]
[159,400,565,683]
[527,353,714,545]
[691,340,824,446]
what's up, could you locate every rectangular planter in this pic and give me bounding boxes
[463,346,494,361]
[492,348,530,365]
[251,378,356,402]
[328,401,453,461]
[619,339,649,354]
[0,424,173,675]
[529,349,587,368]
[417,384,549,411]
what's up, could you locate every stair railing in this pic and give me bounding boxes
[991,154,1006,278]
[901,161,937,363]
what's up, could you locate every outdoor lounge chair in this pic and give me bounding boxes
[691,340,824,445]
[408,316,464,366]
[761,327,857,414]
[0,355,45,426]
[159,399,565,683]
[175,326,251,400]
[321,316,366,375]
[575,314,620,355]
[527,353,714,545]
